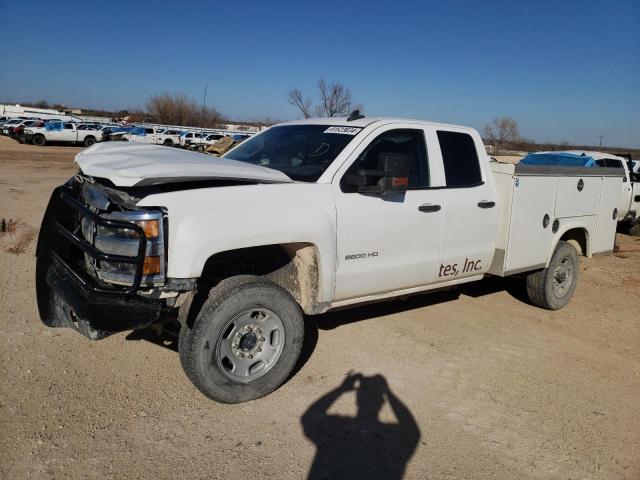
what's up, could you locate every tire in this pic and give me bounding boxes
[33,134,46,146]
[84,136,96,147]
[525,240,579,310]
[163,139,173,146]
[18,134,25,144]
[180,276,304,403]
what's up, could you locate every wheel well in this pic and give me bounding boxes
[200,243,320,314]
[560,228,588,256]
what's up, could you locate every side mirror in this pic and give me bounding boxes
[347,153,410,195]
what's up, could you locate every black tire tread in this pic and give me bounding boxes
[526,241,579,310]
[181,275,303,403]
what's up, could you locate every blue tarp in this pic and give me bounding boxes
[520,152,596,167]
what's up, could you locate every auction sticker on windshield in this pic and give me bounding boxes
[323,126,362,135]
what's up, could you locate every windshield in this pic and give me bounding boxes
[223,125,361,182]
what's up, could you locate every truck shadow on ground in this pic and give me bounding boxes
[301,372,421,480]
[127,276,529,376]
[312,275,529,331]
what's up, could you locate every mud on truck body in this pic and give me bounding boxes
[36,116,624,403]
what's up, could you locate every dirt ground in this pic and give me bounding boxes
[0,135,638,479]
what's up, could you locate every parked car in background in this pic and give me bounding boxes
[1,118,25,135]
[25,121,103,147]
[123,127,162,144]
[13,119,45,142]
[8,119,42,139]
[188,132,227,150]
[521,150,640,225]
[102,126,133,141]
[179,131,208,147]
[156,129,184,146]
[232,133,252,143]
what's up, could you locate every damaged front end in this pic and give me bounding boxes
[35,175,176,340]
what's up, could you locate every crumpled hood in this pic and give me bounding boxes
[75,141,292,187]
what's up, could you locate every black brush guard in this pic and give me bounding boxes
[36,185,162,339]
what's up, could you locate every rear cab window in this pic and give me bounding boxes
[436,130,483,187]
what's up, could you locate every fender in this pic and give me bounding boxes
[137,182,338,304]
[545,217,595,266]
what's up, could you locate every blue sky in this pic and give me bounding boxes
[1,0,639,147]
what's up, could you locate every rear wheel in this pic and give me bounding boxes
[180,276,304,403]
[33,134,46,146]
[525,241,579,310]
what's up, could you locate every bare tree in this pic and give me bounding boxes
[483,117,520,154]
[288,79,361,118]
[315,79,354,117]
[287,88,313,119]
[147,92,223,127]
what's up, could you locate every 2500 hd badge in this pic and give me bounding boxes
[345,251,379,260]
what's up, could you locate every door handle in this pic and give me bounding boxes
[418,204,441,213]
[477,201,495,209]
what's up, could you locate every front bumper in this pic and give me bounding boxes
[35,184,163,339]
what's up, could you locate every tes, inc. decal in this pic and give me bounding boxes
[438,258,482,278]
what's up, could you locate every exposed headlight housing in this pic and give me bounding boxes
[82,210,166,287]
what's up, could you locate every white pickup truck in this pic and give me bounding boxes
[556,150,639,225]
[36,116,623,403]
[26,121,102,147]
[155,129,184,146]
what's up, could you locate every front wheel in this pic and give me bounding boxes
[180,276,304,403]
[525,241,579,310]
[33,134,46,146]
[84,136,96,147]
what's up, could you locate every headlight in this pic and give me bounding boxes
[85,210,166,287]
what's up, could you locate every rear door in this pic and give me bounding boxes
[61,123,77,142]
[44,122,65,141]
[144,128,157,144]
[333,125,444,300]
[431,129,498,281]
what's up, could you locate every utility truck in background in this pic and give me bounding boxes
[36,115,623,403]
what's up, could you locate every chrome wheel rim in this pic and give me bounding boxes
[552,257,574,297]
[215,308,285,383]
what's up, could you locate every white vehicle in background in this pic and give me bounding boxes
[1,118,25,134]
[188,132,227,150]
[36,115,624,404]
[179,131,208,147]
[124,127,160,144]
[156,129,183,146]
[26,121,102,147]
[563,150,640,224]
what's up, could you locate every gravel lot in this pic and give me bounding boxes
[1,136,638,479]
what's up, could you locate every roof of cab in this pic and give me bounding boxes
[276,116,473,131]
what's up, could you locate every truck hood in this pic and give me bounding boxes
[75,141,292,187]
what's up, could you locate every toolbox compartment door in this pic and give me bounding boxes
[555,176,601,217]
[504,175,557,273]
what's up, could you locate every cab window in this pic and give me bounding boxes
[341,129,429,192]
[437,131,482,187]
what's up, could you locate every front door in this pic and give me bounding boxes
[333,126,444,301]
